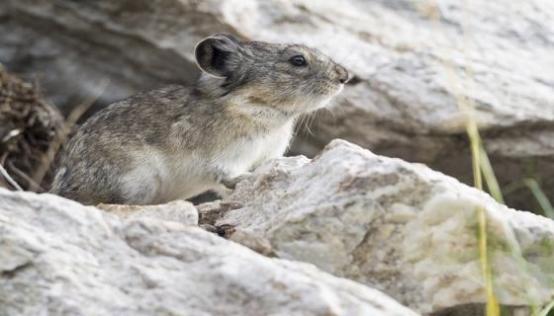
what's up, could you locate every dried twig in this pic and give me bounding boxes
[0,163,23,191]
[6,160,44,192]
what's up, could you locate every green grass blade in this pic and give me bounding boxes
[479,146,504,204]
[524,179,554,218]
[537,301,554,316]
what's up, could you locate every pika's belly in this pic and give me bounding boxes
[119,150,214,204]
[119,122,293,204]
[157,155,218,202]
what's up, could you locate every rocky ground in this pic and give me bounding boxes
[0,188,416,316]
[1,140,553,315]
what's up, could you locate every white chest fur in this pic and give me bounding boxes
[212,120,294,178]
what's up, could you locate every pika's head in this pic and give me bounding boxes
[195,34,350,116]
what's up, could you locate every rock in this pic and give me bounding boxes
[97,200,199,225]
[1,0,553,209]
[0,0,215,111]
[197,200,245,227]
[0,188,417,316]
[215,140,554,315]
[226,229,276,257]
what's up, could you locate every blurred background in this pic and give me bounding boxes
[1,0,553,215]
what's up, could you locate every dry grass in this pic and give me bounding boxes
[0,66,109,193]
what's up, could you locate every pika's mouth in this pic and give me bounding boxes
[333,83,344,96]
[311,80,343,97]
[297,81,344,113]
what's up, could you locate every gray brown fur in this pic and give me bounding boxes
[50,34,349,205]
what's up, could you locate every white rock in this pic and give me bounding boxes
[0,188,417,316]
[217,139,554,314]
[97,200,199,225]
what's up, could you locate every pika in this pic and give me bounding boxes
[50,34,350,205]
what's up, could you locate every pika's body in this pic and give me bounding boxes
[51,34,349,205]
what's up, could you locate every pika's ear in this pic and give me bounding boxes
[194,34,242,78]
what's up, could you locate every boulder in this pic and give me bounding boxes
[1,0,553,209]
[0,188,417,316]
[215,140,554,315]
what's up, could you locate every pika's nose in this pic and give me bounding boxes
[334,64,350,84]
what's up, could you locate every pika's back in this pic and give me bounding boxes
[69,85,191,151]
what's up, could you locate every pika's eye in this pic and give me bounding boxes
[289,55,307,67]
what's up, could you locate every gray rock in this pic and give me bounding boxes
[216,140,554,315]
[0,188,417,316]
[97,200,199,225]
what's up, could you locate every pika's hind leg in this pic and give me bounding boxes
[119,165,164,205]
[51,163,127,205]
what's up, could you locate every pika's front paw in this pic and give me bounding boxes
[221,172,252,189]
